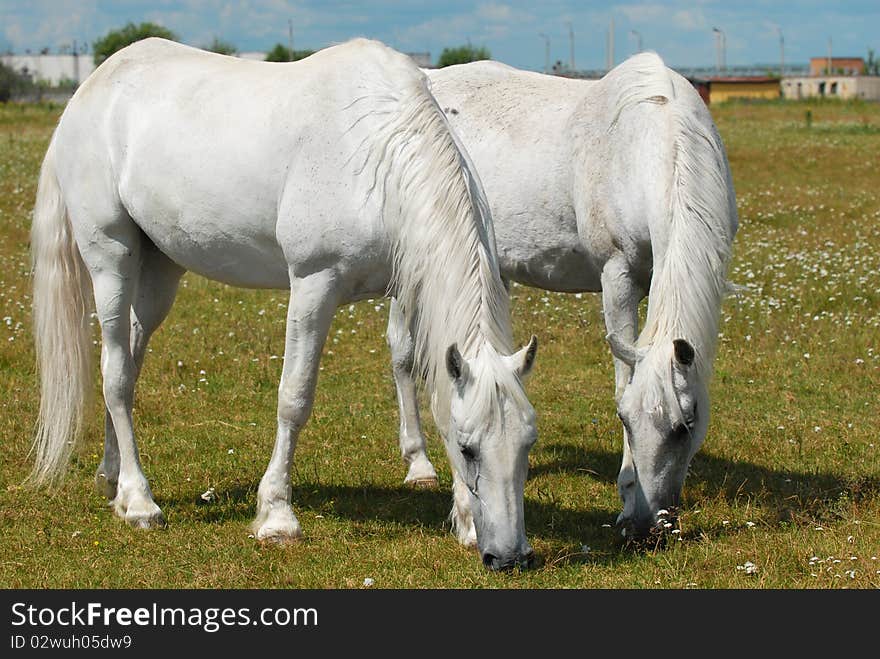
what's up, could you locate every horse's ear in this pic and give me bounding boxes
[507,334,538,378]
[446,344,470,384]
[606,333,645,367]
[673,338,695,367]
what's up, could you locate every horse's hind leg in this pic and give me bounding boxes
[253,268,339,542]
[78,218,165,528]
[96,242,184,500]
[386,297,438,488]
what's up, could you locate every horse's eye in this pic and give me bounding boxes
[460,445,477,461]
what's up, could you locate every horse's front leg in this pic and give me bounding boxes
[601,257,642,516]
[252,269,339,542]
[386,297,439,488]
[450,469,477,549]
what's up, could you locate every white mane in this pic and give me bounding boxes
[638,108,735,382]
[355,71,517,425]
[610,53,737,382]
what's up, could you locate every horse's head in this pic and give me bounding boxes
[607,334,708,542]
[444,336,538,571]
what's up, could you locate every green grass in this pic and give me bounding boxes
[1,99,878,588]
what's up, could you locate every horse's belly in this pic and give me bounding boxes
[143,219,291,289]
[119,159,291,288]
[498,241,601,292]
[492,199,603,293]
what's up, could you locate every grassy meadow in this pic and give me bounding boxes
[0,98,878,589]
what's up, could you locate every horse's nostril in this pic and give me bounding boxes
[523,551,536,568]
[482,552,499,569]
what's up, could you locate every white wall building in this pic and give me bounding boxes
[1,53,95,85]
[2,51,272,86]
[782,75,880,101]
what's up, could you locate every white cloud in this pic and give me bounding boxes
[617,3,668,25]
[477,3,514,23]
[395,2,534,51]
[673,9,707,31]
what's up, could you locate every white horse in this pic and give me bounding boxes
[388,53,738,540]
[28,37,540,570]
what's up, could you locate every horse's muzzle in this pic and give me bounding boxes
[482,550,537,572]
[616,508,679,547]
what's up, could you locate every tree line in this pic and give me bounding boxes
[2,21,494,100]
[90,22,489,67]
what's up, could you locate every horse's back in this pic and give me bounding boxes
[427,63,599,291]
[51,38,426,291]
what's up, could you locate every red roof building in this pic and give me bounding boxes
[809,57,865,76]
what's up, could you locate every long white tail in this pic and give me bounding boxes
[28,135,94,486]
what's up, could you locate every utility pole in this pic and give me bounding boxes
[630,29,642,55]
[288,19,293,61]
[827,36,832,74]
[539,32,550,74]
[607,16,614,71]
[712,26,726,73]
[72,39,79,84]
[566,21,574,71]
[777,27,784,77]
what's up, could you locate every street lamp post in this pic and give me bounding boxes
[777,26,785,77]
[712,26,726,73]
[539,32,550,73]
[630,29,642,54]
[566,21,575,71]
[288,19,294,62]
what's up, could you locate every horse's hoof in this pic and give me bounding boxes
[404,457,438,488]
[256,526,303,544]
[253,507,302,544]
[406,476,439,489]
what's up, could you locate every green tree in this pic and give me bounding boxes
[867,48,879,76]
[437,44,490,68]
[263,43,315,62]
[202,36,238,56]
[92,22,178,66]
[0,61,32,102]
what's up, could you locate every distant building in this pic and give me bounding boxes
[689,76,781,104]
[1,53,94,85]
[780,55,880,101]
[809,56,865,76]
[782,75,880,101]
[2,50,275,88]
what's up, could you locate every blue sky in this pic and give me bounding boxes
[1,1,878,72]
